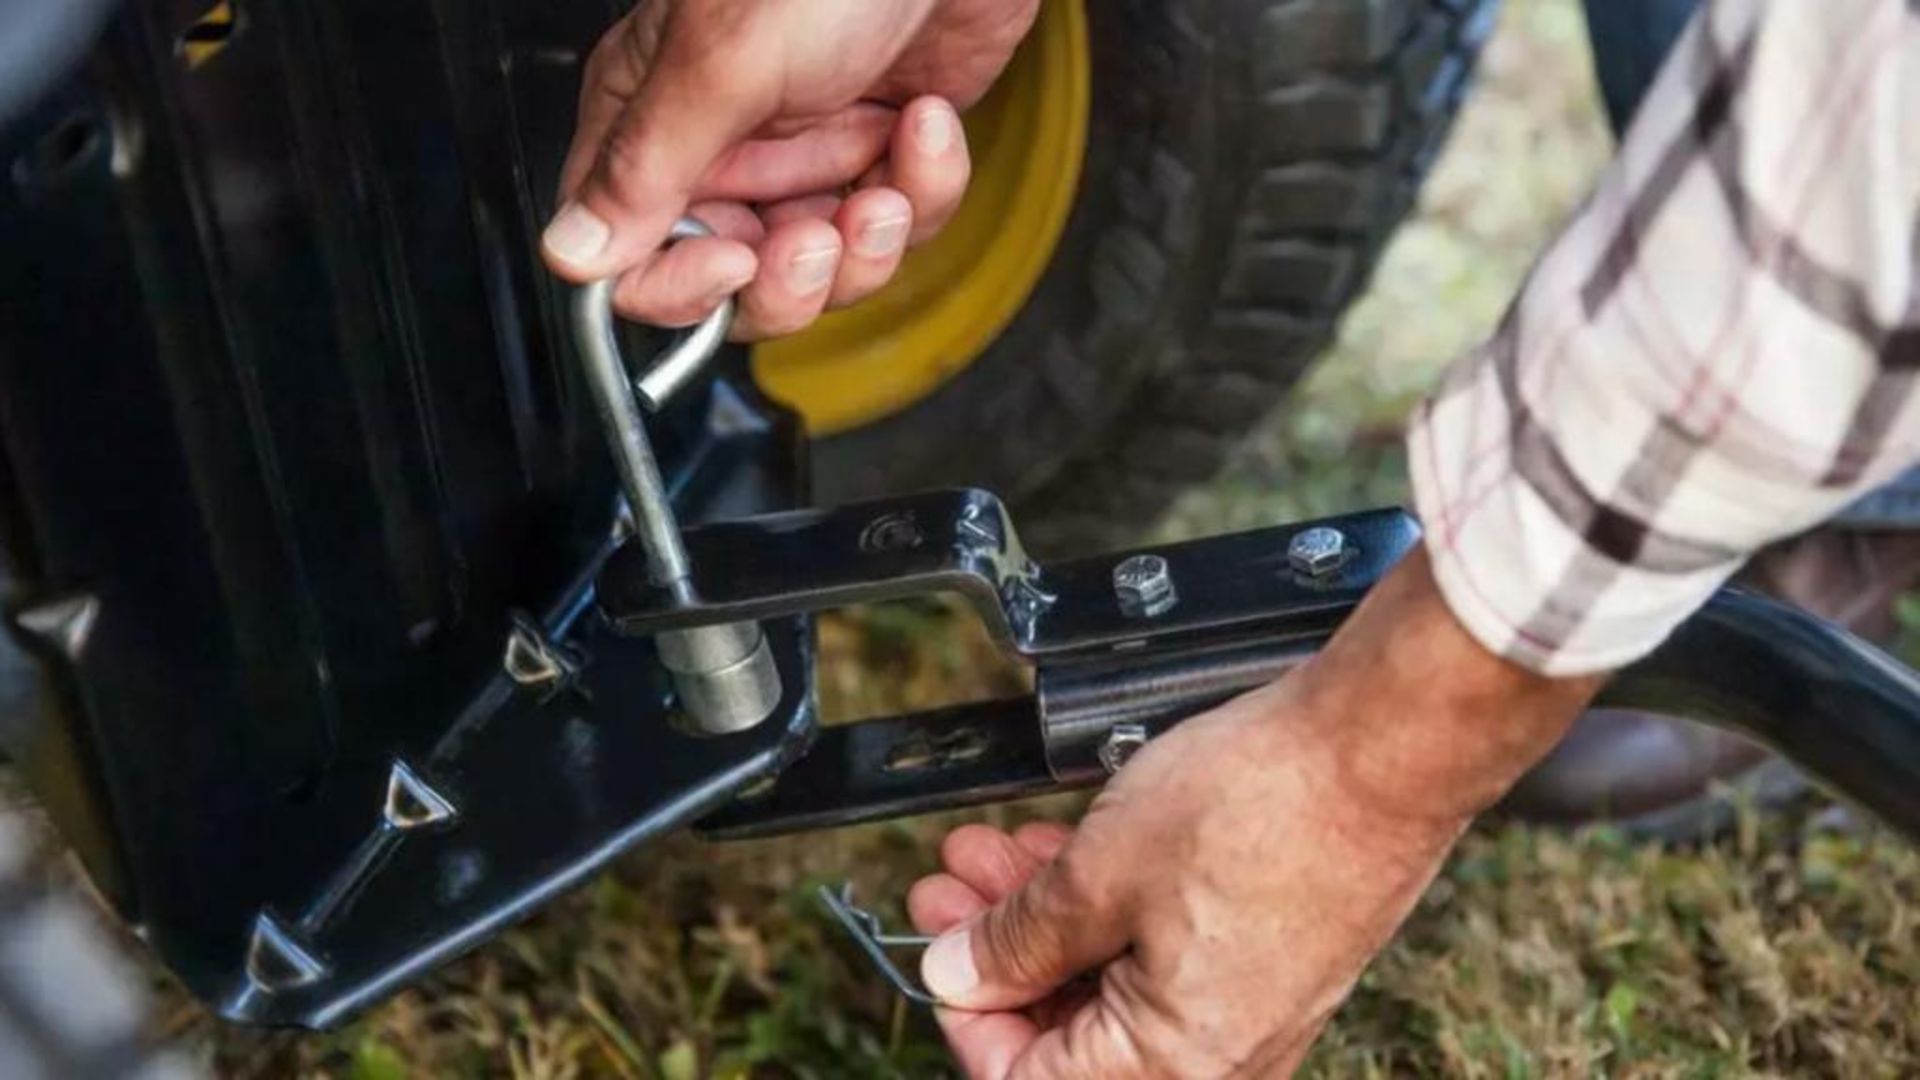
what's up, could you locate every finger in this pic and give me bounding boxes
[1013,822,1074,863]
[1025,980,1098,1032]
[731,217,841,340]
[761,193,844,231]
[696,104,897,202]
[685,200,767,246]
[938,1006,1044,1080]
[890,96,971,244]
[609,236,757,328]
[604,201,761,326]
[857,158,892,190]
[1009,979,1148,1080]
[922,840,1131,1012]
[830,187,913,308]
[544,27,769,283]
[908,873,989,935]
[939,824,1048,901]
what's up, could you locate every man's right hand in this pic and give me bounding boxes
[542,0,1039,340]
[909,549,1605,1077]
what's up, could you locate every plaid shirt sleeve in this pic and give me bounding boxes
[1407,0,1920,676]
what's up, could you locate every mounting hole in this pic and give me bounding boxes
[176,0,241,69]
[883,726,990,774]
[11,114,105,193]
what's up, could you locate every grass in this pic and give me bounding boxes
[167,0,1920,1075]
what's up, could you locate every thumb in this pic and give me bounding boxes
[921,855,1130,1012]
[542,40,767,283]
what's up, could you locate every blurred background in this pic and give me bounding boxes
[165,0,1919,1074]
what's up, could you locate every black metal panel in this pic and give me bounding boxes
[0,0,815,1029]
[225,612,816,1027]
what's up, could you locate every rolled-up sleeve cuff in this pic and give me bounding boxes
[1407,401,1741,679]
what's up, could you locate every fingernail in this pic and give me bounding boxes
[789,245,839,293]
[857,214,910,256]
[915,105,955,155]
[921,929,979,1001]
[542,202,610,266]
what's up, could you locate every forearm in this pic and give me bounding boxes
[1288,547,1605,828]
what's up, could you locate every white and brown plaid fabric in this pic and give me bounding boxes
[1408,0,1920,675]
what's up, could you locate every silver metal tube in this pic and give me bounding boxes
[1037,638,1316,781]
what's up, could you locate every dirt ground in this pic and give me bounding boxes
[170,0,1919,1075]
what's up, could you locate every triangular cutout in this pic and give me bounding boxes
[383,759,457,830]
[245,912,327,991]
[502,617,564,686]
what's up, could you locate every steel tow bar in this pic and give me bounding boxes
[587,491,1920,846]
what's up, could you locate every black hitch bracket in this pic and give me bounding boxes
[594,490,1920,845]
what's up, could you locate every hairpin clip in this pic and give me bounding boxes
[818,882,940,1006]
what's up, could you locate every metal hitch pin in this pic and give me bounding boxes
[572,218,781,734]
[818,883,941,1006]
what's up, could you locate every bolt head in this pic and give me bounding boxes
[1112,554,1176,617]
[1097,723,1150,774]
[1287,526,1351,578]
[859,511,924,553]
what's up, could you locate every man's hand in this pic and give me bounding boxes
[543,0,1038,339]
[909,549,1606,1078]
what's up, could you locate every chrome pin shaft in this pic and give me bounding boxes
[571,218,780,734]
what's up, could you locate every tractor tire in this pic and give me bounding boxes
[816,0,1501,554]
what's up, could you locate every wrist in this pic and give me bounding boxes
[1289,544,1605,825]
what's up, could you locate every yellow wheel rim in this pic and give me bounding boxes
[751,0,1091,436]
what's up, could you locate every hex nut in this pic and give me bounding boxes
[1113,554,1177,617]
[1287,526,1351,578]
[1097,723,1150,774]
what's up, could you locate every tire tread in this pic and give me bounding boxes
[817,0,1501,555]
[1023,0,1498,551]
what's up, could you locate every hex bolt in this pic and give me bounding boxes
[858,511,924,553]
[1287,526,1351,579]
[1097,723,1150,775]
[1112,554,1177,618]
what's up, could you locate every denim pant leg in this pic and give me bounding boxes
[1581,0,1701,136]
